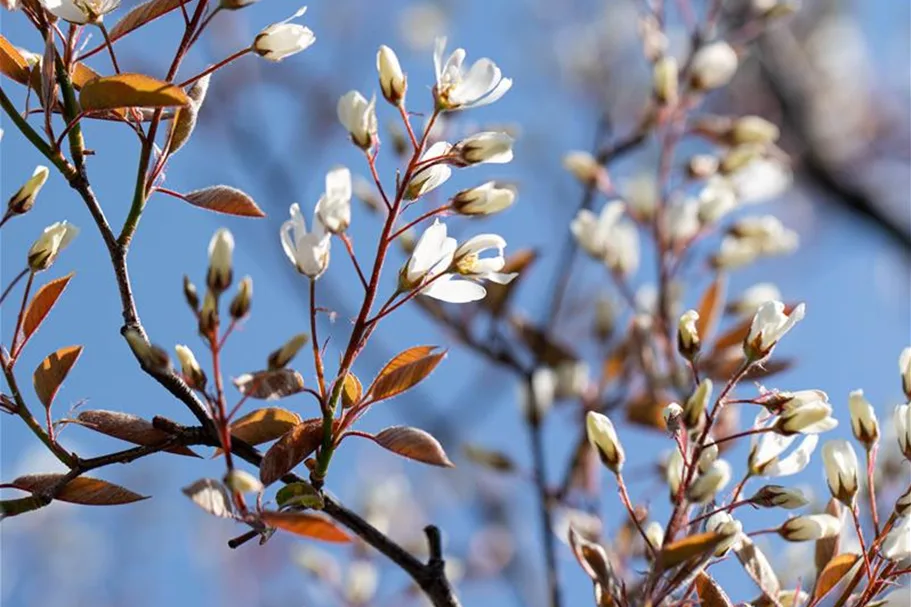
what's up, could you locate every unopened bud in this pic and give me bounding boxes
[748,485,809,509]
[451,132,514,167]
[594,296,617,341]
[665,449,685,500]
[229,276,253,320]
[451,182,516,216]
[7,165,49,217]
[779,514,841,541]
[207,228,234,295]
[687,155,720,179]
[377,45,407,105]
[27,221,79,272]
[720,145,763,175]
[697,443,719,473]
[224,469,263,493]
[653,56,678,105]
[253,7,315,62]
[731,116,780,146]
[848,389,879,447]
[686,459,731,503]
[268,333,309,370]
[899,347,911,399]
[664,402,684,434]
[705,511,743,556]
[822,439,859,506]
[684,379,713,430]
[690,41,739,91]
[198,290,218,335]
[562,151,605,187]
[124,328,170,372]
[522,367,556,422]
[586,411,625,474]
[175,344,206,390]
[677,309,700,359]
[644,521,664,557]
[554,360,589,400]
[183,275,199,311]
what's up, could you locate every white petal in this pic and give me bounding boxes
[422,276,487,303]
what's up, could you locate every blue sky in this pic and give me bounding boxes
[1,1,909,606]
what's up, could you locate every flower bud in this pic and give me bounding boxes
[229,276,253,320]
[652,56,678,105]
[522,367,556,422]
[7,165,48,217]
[451,182,516,216]
[267,333,309,370]
[586,411,624,474]
[377,45,406,105]
[175,344,206,390]
[748,485,809,509]
[720,144,763,175]
[894,403,911,461]
[687,459,731,503]
[451,131,514,166]
[224,469,263,494]
[207,228,234,295]
[900,347,911,399]
[337,90,377,149]
[697,443,718,474]
[677,309,700,359]
[847,389,879,447]
[731,116,780,146]
[562,151,606,187]
[687,155,719,180]
[253,7,315,62]
[684,379,712,430]
[697,177,738,224]
[555,360,589,400]
[727,283,781,318]
[594,296,617,341]
[665,448,684,500]
[124,328,170,372]
[895,485,911,517]
[183,275,199,311]
[664,402,684,434]
[198,290,218,335]
[744,300,805,360]
[822,439,859,507]
[644,521,664,557]
[779,514,841,541]
[690,41,739,91]
[27,221,79,272]
[705,511,743,556]
[776,400,837,435]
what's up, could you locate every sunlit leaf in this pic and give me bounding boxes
[182,185,266,218]
[260,510,350,543]
[371,426,454,467]
[73,409,198,457]
[33,345,83,410]
[181,478,233,517]
[259,419,323,486]
[79,73,189,112]
[463,444,515,473]
[234,369,305,400]
[696,275,726,342]
[275,481,324,509]
[711,317,752,352]
[655,531,725,570]
[625,392,672,432]
[108,0,192,42]
[695,572,733,607]
[10,474,148,505]
[228,407,302,446]
[0,34,29,84]
[16,273,73,357]
[340,373,362,409]
[811,553,859,604]
[815,499,843,572]
[367,346,445,403]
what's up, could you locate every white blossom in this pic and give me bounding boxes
[821,439,859,505]
[451,234,516,285]
[882,517,911,562]
[728,283,782,317]
[224,469,263,494]
[207,228,234,293]
[690,41,739,90]
[433,37,511,110]
[406,141,452,199]
[697,176,738,223]
[404,220,486,303]
[729,158,792,205]
[687,459,731,503]
[451,182,516,216]
[280,203,331,279]
[749,411,819,476]
[7,165,49,215]
[745,300,805,358]
[586,412,624,474]
[779,514,841,541]
[706,511,744,556]
[451,131,514,166]
[27,221,78,272]
[562,151,603,185]
[253,7,315,62]
[895,403,911,460]
[667,200,701,245]
[521,367,556,420]
[337,90,377,149]
[40,0,119,23]
[570,201,640,275]
[315,166,352,234]
[848,389,879,446]
[376,45,406,105]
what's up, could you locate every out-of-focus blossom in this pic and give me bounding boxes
[280,203,331,279]
[690,41,738,90]
[253,7,315,61]
[433,37,511,111]
[337,90,377,149]
[315,166,352,234]
[571,201,640,276]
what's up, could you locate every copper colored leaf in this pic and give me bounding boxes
[108,0,191,41]
[625,392,672,432]
[181,478,233,517]
[368,346,446,403]
[463,444,515,473]
[10,474,148,505]
[0,35,29,84]
[259,419,323,486]
[372,426,454,467]
[812,553,859,603]
[228,407,302,446]
[260,511,350,543]
[72,63,102,90]
[18,273,73,356]
[656,531,725,570]
[711,317,753,351]
[734,538,781,602]
[340,373,362,409]
[695,572,733,607]
[182,185,266,218]
[74,409,198,457]
[696,275,726,341]
[79,73,189,112]
[33,345,82,410]
[234,369,305,400]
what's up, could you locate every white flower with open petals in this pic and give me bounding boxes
[315,166,352,234]
[337,90,377,149]
[280,203,331,279]
[571,201,640,276]
[403,220,486,303]
[749,410,819,477]
[433,37,512,110]
[452,234,516,285]
[40,0,119,23]
[745,300,805,358]
[28,221,78,272]
[253,7,315,62]
[406,142,452,199]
